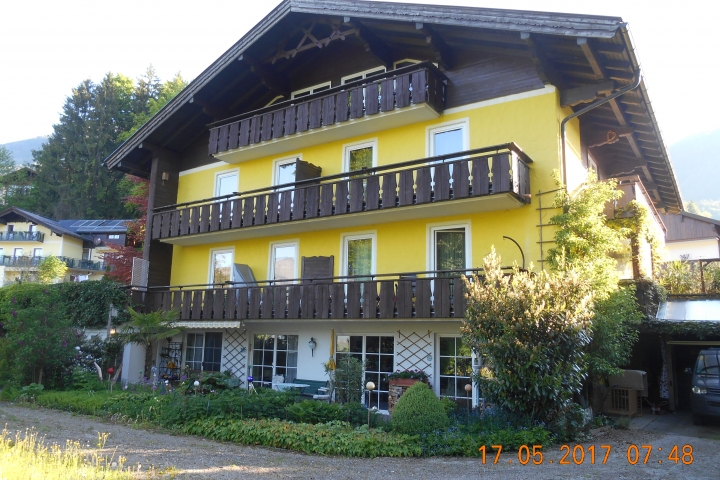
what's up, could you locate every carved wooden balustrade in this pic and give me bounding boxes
[150,143,532,241]
[208,62,447,155]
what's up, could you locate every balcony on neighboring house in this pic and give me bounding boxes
[0,231,45,242]
[0,255,106,271]
[606,175,666,234]
[131,268,504,322]
[208,62,447,163]
[152,143,532,246]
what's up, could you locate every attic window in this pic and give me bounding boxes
[393,59,421,69]
[291,82,331,99]
[341,66,386,85]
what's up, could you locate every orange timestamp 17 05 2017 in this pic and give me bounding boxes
[478,444,695,465]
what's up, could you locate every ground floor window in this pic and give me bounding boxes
[251,334,298,387]
[438,336,473,409]
[185,332,223,372]
[336,335,394,410]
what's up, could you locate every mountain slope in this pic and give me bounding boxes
[1,136,48,165]
[668,129,720,218]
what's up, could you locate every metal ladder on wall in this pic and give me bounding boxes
[536,189,563,270]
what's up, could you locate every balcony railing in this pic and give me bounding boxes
[0,231,45,242]
[208,62,447,156]
[131,268,505,321]
[151,144,532,242]
[0,255,106,271]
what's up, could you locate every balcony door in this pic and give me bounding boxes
[209,249,233,284]
[342,233,375,281]
[185,332,223,372]
[251,334,299,387]
[432,227,467,275]
[270,242,298,284]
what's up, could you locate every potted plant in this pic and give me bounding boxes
[387,369,430,388]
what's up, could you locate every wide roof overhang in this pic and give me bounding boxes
[103,0,682,212]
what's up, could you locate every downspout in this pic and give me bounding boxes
[560,69,642,187]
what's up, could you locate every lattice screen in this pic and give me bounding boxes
[222,328,248,386]
[395,330,433,372]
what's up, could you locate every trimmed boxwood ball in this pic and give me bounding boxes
[391,382,450,435]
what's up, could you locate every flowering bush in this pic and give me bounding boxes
[386,369,430,382]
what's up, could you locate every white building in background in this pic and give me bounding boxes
[660,211,720,261]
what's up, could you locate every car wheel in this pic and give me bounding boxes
[692,414,704,426]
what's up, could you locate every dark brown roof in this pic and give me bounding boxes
[103,0,681,212]
[0,207,90,241]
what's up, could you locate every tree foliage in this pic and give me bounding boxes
[548,173,643,380]
[37,255,68,284]
[462,249,594,421]
[391,382,450,435]
[120,308,183,377]
[19,67,185,219]
[0,283,82,387]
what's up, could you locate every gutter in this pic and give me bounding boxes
[560,68,642,187]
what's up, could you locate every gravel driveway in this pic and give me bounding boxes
[1,403,718,479]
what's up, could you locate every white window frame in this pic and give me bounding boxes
[435,334,479,407]
[268,240,299,282]
[249,333,300,387]
[208,247,235,284]
[0,248,4,257]
[340,66,386,85]
[13,248,23,257]
[426,118,470,158]
[340,231,377,277]
[33,248,43,257]
[342,139,378,174]
[214,169,239,198]
[426,221,472,272]
[393,58,421,69]
[108,234,120,240]
[185,331,224,372]
[291,81,332,99]
[272,154,302,187]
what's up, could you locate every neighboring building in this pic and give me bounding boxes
[104,0,682,408]
[0,166,36,205]
[660,211,720,260]
[0,207,130,285]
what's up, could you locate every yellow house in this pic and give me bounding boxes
[0,207,129,285]
[104,0,681,408]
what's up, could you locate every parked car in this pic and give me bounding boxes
[691,348,720,425]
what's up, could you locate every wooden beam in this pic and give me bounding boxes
[344,17,394,67]
[560,80,615,107]
[521,32,564,87]
[587,125,634,148]
[415,22,453,69]
[239,53,290,97]
[577,38,604,80]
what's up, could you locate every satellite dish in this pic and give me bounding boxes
[95,237,102,245]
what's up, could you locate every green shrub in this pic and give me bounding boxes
[334,356,364,404]
[68,369,106,391]
[35,391,111,416]
[182,418,420,457]
[421,425,552,456]
[392,382,449,435]
[440,397,457,417]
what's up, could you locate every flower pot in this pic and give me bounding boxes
[389,378,422,388]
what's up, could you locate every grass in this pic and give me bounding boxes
[0,428,133,480]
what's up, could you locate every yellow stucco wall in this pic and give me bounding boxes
[170,87,582,285]
[0,222,83,258]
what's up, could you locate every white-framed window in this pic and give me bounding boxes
[428,222,471,273]
[108,234,120,240]
[0,248,4,257]
[251,334,299,387]
[336,334,395,410]
[28,225,35,232]
[393,58,421,69]
[269,241,298,283]
[13,248,23,257]
[427,119,469,158]
[341,232,376,279]
[209,248,234,284]
[272,155,301,189]
[341,66,386,84]
[33,248,42,257]
[214,169,239,197]
[437,335,474,409]
[343,139,377,174]
[291,82,331,99]
[185,332,223,372]
[82,248,91,261]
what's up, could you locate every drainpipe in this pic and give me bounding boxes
[560,69,642,187]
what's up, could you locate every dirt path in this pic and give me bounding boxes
[1,403,719,479]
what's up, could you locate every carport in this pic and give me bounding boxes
[654,297,720,411]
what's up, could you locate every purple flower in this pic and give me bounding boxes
[11,297,16,304]
[17,340,24,346]
[62,341,67,347]
[11,310,17,317]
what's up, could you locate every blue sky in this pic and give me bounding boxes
[1,0,717,146]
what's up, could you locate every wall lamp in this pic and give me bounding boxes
[308,337,317,357]
[161,172,170,185]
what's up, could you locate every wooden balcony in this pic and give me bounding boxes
[131,269,487,321]
[207,62,447,163]
[152,144,532,246]
[0,231,44,242]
